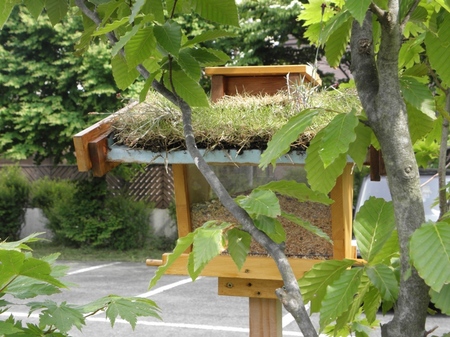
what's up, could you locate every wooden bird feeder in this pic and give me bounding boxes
[73,65,354,337]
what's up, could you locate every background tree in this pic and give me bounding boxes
[1,1,450,337]
[0,7,135,164]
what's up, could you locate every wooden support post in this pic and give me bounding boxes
[330,163,354,259]
[210,75,225,102]
[249,298,282,337]
[172,164,193,242]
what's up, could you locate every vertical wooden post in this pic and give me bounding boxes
[330,163,354,259]
[172,164,193,240]
[210,75,225,102]
[249,298,282,337]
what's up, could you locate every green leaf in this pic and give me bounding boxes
[305,130,348,194]
[260,109,320,169]
[170,69,209,107]
[111,54,140,90]
[226,228,251,271]
[188,48,230,66]
[19,257,66,288]
[400,76,436,119]
[129,0,145,23]
[142,0,165,23]
[282,211,332,244]
[320,267,364,330]
[183,30,236,48]
[28,300,85,333]
[0,2,15,28]
[0,250,24,287]
[298,259,355,313]
[370,230,400,265]
[24,0,45,19]
[44,0,68,25]
[430,283,450,315]
[112,24,140,57]
[363,286,381,324]
[324,14,352,67]
[190,0,239,26]
[125,26,157,68]
[177,49,201,81]
[366,264,399,302]
[154,21,182,57]
[399,35,425,68]
[407,103,436,144]
[425,11,450,87]
[345,0,371,25]
[0,232,43,251]
[0,321,23,335]
[6,276,61,299]
[410,222,450,292]
[149,232,195,289]
[191,226,226,273]
[319,110,359,168]
[348,122,373,169]
[92,17,129,36]
[353,197,396,263]
[253,215,286,244]
[257,180,333,205]
[236,189,281,218]
[104,297,161,329]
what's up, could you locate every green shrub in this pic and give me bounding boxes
[31,176,153,250]
[0,166,30,240]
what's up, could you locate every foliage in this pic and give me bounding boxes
[0,234,161,336]
[0,166,30,241]
[0,7,135,164]
[31,177,153,250]
[2,0,450,336]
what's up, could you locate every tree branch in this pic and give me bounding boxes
[369,2,386,21]
[350,11,379,120]
[400,0,421,31]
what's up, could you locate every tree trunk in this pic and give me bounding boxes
[350,10,430,337]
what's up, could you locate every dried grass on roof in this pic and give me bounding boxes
[111,88,361,153]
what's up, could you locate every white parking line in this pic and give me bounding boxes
[137,277,202,298]
[67,262,122,275]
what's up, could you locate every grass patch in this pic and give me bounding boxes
[112,87,361,152]
[29,237,175,263]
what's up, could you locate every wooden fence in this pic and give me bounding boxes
[2,163,174,209]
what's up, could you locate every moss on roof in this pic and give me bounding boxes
[111,88,361,153]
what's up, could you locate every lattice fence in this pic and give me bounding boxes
[2,164,174,209]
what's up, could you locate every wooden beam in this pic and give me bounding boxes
[330,163,354,260]
[161,253,322,280]
[205,65,321,86]
[249,298,282,337]
[218,277,283,299]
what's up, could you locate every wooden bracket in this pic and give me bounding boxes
[73,102,138,173]
[88,133,119,177]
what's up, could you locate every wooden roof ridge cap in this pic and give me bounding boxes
[205,64,321,86]
[73,101,139,172]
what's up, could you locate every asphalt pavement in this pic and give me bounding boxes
[3,261,449,336]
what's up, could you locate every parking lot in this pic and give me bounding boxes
[3,261,449,336]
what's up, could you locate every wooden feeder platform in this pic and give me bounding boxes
[73,65,353,337]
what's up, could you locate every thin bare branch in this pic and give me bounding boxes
[400,0,421,31]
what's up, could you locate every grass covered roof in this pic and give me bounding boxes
[111,88,361,153]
